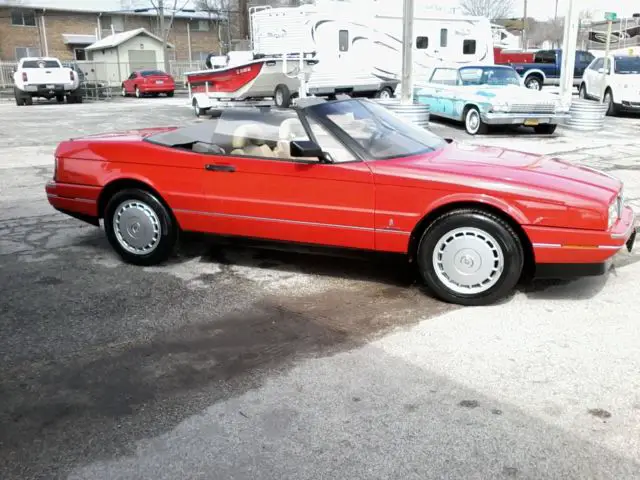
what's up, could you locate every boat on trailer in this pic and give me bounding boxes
[186,54,318,117]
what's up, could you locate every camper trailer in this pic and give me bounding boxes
[185,0,494,113]
[250,0,495,90]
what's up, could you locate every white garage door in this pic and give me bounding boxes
[128,50,158,72]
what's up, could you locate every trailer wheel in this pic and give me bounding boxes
[192,98,208,117]
[274,84,291,108]
[375,87,394,99]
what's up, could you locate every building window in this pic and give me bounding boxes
[338,30,349,52]
[463,39,476,54]
[440,28,448,47]
[15,47,41,60]
[11,10,37,27]
[101,15,124,34]
[416,36,429,49]
[192,51,209,61]
[74,48,87,61]
[191,20,210,31]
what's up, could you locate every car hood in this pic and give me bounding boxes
[373,142,621,206]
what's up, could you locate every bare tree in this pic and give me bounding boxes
[460,0,515,20]
[196,0,234,53]
[146,0,191,71]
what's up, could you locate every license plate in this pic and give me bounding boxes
[524,119,539,126]
[627,229,637,252]
[46,84,54,89]
[156,80,164,84]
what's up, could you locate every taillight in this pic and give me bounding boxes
[53,156,58,181]
[22,72,28,82]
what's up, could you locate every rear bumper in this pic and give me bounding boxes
[526,205,637,278]
[22,84,76,94]
[46,181,101,225]
[139,84,175,92]
[482,112,570,125]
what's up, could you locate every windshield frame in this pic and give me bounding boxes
[458,66,522,86]
[303,98,448,161]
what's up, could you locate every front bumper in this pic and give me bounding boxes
[525,205,637,277]
[482,112,571,125]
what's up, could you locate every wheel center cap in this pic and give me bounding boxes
[454,249,481,274]
[128,222,141,236]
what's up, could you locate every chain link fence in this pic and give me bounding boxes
[0,59,204,101]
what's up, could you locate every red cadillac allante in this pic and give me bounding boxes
[45,97,637,305]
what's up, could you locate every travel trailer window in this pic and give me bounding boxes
[463,40,477,55]
[416,37,429,49]
[339,30,349,52]
[440,29,448,47]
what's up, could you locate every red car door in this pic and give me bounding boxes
[194,113,376,250]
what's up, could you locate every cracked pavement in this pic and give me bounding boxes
[1,97,640,479]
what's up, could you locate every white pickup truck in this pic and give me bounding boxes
[13,57,83,105]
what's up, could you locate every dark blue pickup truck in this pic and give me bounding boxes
[508,49,595,90]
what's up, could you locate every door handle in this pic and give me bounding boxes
[205,163,235,172]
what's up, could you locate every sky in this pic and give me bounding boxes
[480,0,637,21]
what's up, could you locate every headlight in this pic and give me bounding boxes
[608,200,619,229]
[491,103,509,112]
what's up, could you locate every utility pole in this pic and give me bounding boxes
[159,0,169,72]
[554,0,559,48]
[400,0,414,105]
[558,0,579,106]
[522,0,527,50]
[600,18,613,103]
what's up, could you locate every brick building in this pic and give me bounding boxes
[0,0,224,62]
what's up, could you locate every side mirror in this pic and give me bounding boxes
[290,140,324,160]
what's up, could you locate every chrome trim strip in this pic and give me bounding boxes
[533,242,621,250]
[532,243,562,248]
[174,208,411,236]
[47,194,95,204]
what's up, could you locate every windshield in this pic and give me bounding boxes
[308,99,447,160]
[459,66,521,86]
[614,57,640,74]
[140,70,167,76]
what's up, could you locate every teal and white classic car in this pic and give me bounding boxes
[415,64,571,135]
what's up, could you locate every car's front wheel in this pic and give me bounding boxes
[417,209,524,306]
[104,188,177,266]
[464,107,488,135]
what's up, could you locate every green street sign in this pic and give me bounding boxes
[605,12,617,21]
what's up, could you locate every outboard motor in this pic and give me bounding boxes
[205,53,229,70]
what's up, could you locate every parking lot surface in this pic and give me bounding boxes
[1,97,640,479]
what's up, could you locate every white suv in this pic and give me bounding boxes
[579,55,640,115]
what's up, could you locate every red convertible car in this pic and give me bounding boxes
[45,97,637,305]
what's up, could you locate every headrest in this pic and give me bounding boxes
[231,123,265,149]
[278,118,307,140]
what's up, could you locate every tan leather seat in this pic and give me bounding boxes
[274,118,308,159]
[230,123,273,157]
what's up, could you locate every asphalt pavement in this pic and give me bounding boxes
[1,96,640,479]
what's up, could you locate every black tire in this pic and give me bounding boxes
[15,95,23,106]
[579,83,587,99]
[166,90,174,97]
[23,95,33,106]
[524,75,543,90]
[103,188,177,266]
[192,98,207,117]
[533,124,557,134]
[464,106,488,135]
[274,84,291,108]
[416,208,524,306]
[56,94,65,103]
[135,86,141,98]
[604,89,619,116]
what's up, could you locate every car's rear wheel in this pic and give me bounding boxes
[416,208,524,306]
[464,107,488,135]
[579,83,587,99]
[56,94,64,103]
[104,188,177,266]
[121,86,127,97]
[375,87,394,99]
[524,75,542,90]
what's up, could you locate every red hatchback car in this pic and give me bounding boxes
[121,69,175,97]
[45,98,637,305]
